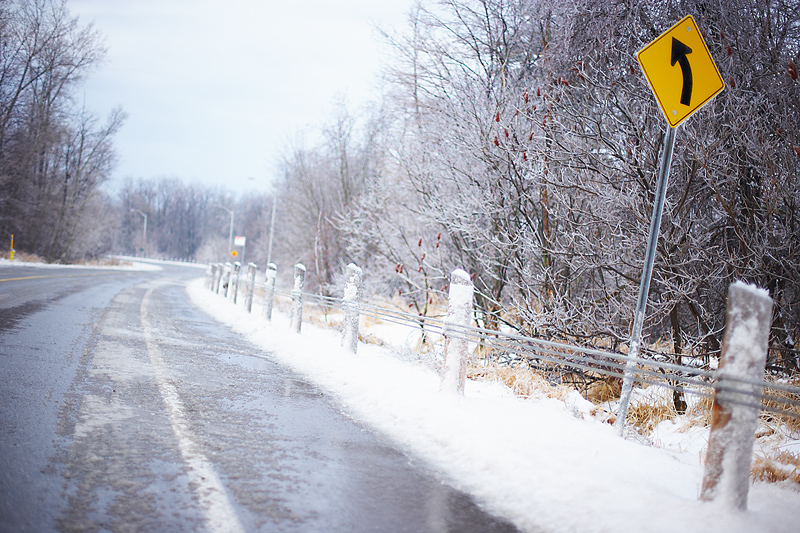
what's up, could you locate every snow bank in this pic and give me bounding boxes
[186,278,800,533]
[0,257,163,271]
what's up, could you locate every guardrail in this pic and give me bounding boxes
[205,260,800,510]
[205,260,800,421]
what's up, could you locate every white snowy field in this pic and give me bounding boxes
[188,278,800,533]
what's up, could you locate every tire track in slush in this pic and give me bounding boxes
[140,285,245,533]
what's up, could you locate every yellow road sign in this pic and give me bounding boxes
[637,15,724,127]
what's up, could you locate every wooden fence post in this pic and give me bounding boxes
[263,263,277,321]
[700,281,773,510]
[244,262,257,313]
[440,269,474,395]
[207,264,216,290]
[222,262,232,298]
[231,261,242,303]
[341,263,362,354]
[290,264,306,333]
[214,263,223,293]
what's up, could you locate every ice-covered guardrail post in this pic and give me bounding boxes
[440,269,474,395]
[244,262,257,313]
[700,281,773,510]
[214,263,223,293]
[206,264,215,289]
[222,262,232,297]
[231,262,242,304]
[341,263,362,354]
[290,264,306,333]
[262,263,277,321]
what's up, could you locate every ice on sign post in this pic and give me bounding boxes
[636,15,724,127]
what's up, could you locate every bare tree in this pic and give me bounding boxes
[356,0,799,381]
[0,0,118,261]
[224,0,800,387]
[273,102,381,292]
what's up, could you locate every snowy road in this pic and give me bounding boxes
[0,262,517,532]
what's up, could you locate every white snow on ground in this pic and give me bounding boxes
[187,277,800,533]
[112,255,208,270]
[0,256,165,271]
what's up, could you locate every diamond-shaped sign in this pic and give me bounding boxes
[637,15,724,127]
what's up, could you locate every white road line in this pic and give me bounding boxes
[141,286,245,533]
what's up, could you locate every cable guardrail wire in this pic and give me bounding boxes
[446,322,800,419]
[442,325,719,398]
[242,276,800,421]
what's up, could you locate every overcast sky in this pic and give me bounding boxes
[68,0,413,195]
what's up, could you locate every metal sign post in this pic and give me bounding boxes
[615,15,724,435]
[234,235,247,265]
[615,125,677,434]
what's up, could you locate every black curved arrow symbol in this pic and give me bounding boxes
[671,37,693,106]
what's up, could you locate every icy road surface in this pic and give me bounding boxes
[0,261,516,532]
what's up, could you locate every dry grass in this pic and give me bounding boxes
[1,250,45,262]
[0,251,130,266]
[560,373,621,404]
[272,295,294,314]
[586,377,622,403]
[760,378,800,434]
[468,361,571,401]
[304,306,341,329]
[627,398,678,435]
[360,313,385,329]
[468,361,618,423]
[751,451,800,485]
[680,394,714,430]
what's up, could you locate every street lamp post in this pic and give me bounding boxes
[130,209,147,255]
[267,196,277,266]
[215,204,234,260]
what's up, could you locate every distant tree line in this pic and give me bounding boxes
[117,177,276,266]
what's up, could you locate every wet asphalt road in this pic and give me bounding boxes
[0,262,518,532]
